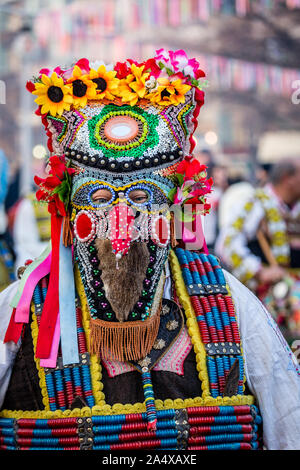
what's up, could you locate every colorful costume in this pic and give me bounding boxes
[216,184,300,341]
[0,50,299,451]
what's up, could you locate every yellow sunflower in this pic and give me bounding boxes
[118,64,149,106]
[32,72,73,116]
[88,65,119,101]
[67,65,97,108]
[147,77,191,107]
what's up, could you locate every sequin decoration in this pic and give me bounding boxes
[88,104,159,160]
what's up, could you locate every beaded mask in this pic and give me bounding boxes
[27,50,206,361]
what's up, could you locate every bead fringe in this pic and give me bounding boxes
[89,311,160,362]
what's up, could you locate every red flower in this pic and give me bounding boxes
[75,58,90,74]
[176,156,208,181]
[143,58,161,79]
[114,61,131,79]
[26,81,35,93]
[49,155,75,179]
[34,156,76,217]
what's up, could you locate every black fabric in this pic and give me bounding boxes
[101,348,202,405]
[1,321,44,411]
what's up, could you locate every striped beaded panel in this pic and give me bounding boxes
[0,405,262,450]
[32,280,95,411]
[175,248,244,398]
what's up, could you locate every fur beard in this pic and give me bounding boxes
[95,239,150,322]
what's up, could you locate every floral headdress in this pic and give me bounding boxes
[27,49,206,118]
[27,49,209,226]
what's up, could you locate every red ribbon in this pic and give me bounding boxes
[4,308,23,344]
[35,214,62,359]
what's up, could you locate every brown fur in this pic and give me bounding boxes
[95,239,150,322]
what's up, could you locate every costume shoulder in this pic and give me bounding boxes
[0,281,20,343]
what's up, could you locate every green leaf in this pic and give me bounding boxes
[168,188,177,202]
[176,173,184,186]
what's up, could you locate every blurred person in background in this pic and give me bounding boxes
[216,157,300,343]
[202,161,229,252]
[11,192,51,274]
[7,159,51,274]
[0,150,15,291]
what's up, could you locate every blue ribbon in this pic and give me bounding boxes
[59,233,79,366]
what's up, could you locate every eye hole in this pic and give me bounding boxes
[91,188,114,205]
[128,189,150,205]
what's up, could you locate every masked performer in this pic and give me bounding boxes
[0,51,299,451]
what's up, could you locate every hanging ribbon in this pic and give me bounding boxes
[10,244,51,310]
[4,248,52,345]
[39,313,60,368]
[14,253,52,324]
[58,232,79,366]
[4,308,22,344]
[182,210,208,252]
[36,215,62,359]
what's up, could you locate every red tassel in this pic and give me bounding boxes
[36,214,62,359]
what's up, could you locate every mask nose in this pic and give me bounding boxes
[108,202,135,262]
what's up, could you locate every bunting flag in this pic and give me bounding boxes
[34,0,300,39]
[190,52,300,97]
[33,0,300,98]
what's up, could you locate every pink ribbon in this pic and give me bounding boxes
[14,253,52,324]
[182,213,208,253]
[40,313,60,368]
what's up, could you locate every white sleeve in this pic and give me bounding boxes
[0,281,21,409]
[13,199,47,271]
[215,197,265,287]
[225,270,300,450]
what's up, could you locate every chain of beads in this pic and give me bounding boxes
[0,405,261,450]
[94,109,149,151]
[141,367,157,430]
[175,248,244,398]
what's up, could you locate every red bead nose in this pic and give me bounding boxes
[109,203,135,257]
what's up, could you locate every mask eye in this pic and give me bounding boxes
[91,187,114,206]
[127,189,150,205]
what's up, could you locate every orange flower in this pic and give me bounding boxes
[119,64,149,106]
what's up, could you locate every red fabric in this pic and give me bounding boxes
[4,308,23,344]
[189,87,205,154]
[35,215,62,359]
